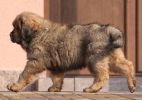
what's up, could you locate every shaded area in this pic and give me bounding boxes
[44,0,125,30]
[44,0,77,24]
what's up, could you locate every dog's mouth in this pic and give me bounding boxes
[10,33,21,44]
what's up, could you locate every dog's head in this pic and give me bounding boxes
[10,12,45,49]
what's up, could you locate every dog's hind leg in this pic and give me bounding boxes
[109,49,136,93]
[84,57,109,93]
[48,72,64,92]
[7,59,45,92]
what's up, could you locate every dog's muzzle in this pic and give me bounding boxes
[10,32,22,44]
[10,32,16,43]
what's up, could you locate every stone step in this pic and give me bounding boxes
[0,70,142,92]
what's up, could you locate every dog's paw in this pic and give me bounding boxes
[128,79,136,93]
[7,83,22,92]
[83,87,102,93]
[48,86,61,92]
[129,86,136,93]
[83,87,94,93]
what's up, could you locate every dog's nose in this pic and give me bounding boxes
[10,32,15,43]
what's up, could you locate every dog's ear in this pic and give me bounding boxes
[20,19,33,43]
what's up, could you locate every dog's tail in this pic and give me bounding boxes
[107,26,124,48]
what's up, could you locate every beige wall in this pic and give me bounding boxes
[0,0,44,70]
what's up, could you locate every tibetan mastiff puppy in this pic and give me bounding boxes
[7,12,136,93]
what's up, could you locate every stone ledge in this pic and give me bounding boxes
[0,70,142,92]
[37,77,75,91]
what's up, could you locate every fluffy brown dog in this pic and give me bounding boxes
[7,12,136,93]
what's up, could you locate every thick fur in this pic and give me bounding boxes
[8,12,136,93]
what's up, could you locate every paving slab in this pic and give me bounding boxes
[0,92,142,100]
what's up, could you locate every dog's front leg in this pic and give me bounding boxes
[48,72,64,92]
[7,60,45,92]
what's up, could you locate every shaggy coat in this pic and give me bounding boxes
[8,12,136,93]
